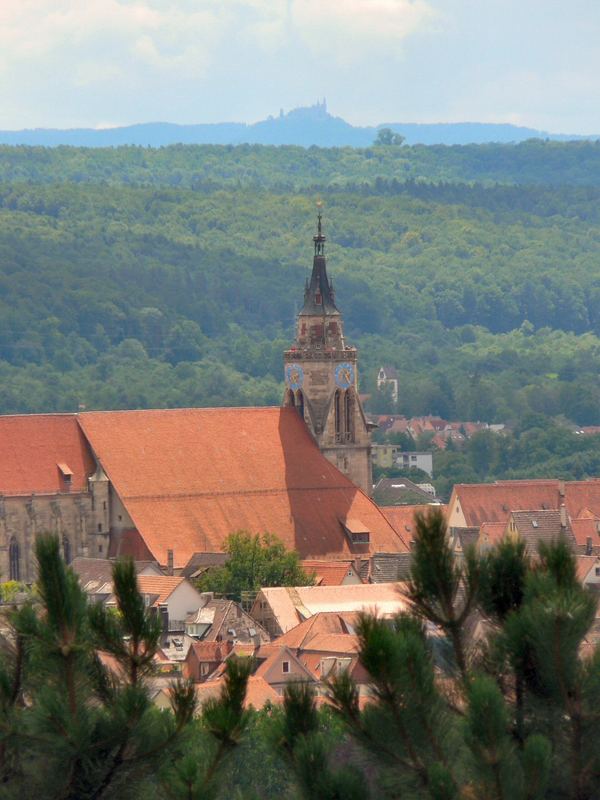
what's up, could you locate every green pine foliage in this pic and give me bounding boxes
[278,509,600,800]
[0,535,250,800]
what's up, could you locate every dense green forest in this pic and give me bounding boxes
[1,142,600,483]
[3,139,600,187]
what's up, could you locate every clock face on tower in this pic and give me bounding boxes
[285,363,304,391]
[335,362,355,389]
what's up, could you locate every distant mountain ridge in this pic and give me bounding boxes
[1,100,597,148]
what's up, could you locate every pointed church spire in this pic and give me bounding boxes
[300,203,339,316]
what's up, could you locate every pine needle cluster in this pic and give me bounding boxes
[277,508,600,800]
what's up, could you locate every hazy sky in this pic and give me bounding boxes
[1,0,599,133]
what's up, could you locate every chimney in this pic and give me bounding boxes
[559,503,567,531]
[586,537,593,556]
[558,480,565,499]
[167,549,174,576]
[158,602,169,647]
[200,592,214,607]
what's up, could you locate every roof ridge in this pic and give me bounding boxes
[122,485,356,501]
[81,406,287,416]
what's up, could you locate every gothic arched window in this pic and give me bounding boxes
[296,390,305,420]
[63,535,72,565]
[334,390,341,438]
[9,537,20,581]
[344,391,353,440]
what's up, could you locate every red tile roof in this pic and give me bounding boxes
[452,480,600,529]
[571,518,600,548]
[135,575,186,605]
[0,414,95,495]
[276,612,356,649]
[575,556,600,583]
[301,560,362,586]
[300,633,359,654]
[194,675,280,709]
[479,521,507,545]
[380,505,446,546]
[186,641,231,663]
[79,407,404,568]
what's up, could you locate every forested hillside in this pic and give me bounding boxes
[1,142,600,451]
[3,139,600,187]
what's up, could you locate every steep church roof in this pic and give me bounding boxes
[79,407,405,568]
[0,413,95,495]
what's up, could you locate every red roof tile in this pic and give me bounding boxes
[453,480,600,529]
[300,633,359,654]
[135,575,186,605]
[276,611,356,648]
[575,556,600,583]
[79,407,404,568]
[0,414,95,494]
[479,521,507,545]
[571,518,600,548]
[195,675,280,709]
[301,560,362,586]
[380,505,446,546]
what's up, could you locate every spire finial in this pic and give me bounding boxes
[313,200,325,256]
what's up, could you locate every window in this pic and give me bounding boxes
[9,537,20,581]
[118,515,122,522]
[63,536,72,565]
[344,391,352,438]
[411,455,417,461]
[282,661,290,674]
[315,292,322,305]
[103,501,107,510]
[201,663,210,676]
[596,568,600,577]
[98,545,103,554]
[334,390,341,436]
[296,390,304,420]
[98,523,102,532]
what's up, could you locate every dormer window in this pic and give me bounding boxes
[341,518,370,546]
[315,292,322,305]
[57,463,73,489]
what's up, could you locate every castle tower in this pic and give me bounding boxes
[283,208,373,495]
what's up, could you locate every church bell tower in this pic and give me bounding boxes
[283,207,373,495]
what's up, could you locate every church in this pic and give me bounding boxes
[0,214,408,582]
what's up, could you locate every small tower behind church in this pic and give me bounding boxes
[283,208,373,495]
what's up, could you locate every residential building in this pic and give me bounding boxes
[449,479,600,558]
[184,593,270,645]
[372,446,433,477]
[376,366,399,403]
[251,582,408,637]
[72,556,162,603]
[373,477,440,506]
[106,575,203,633]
